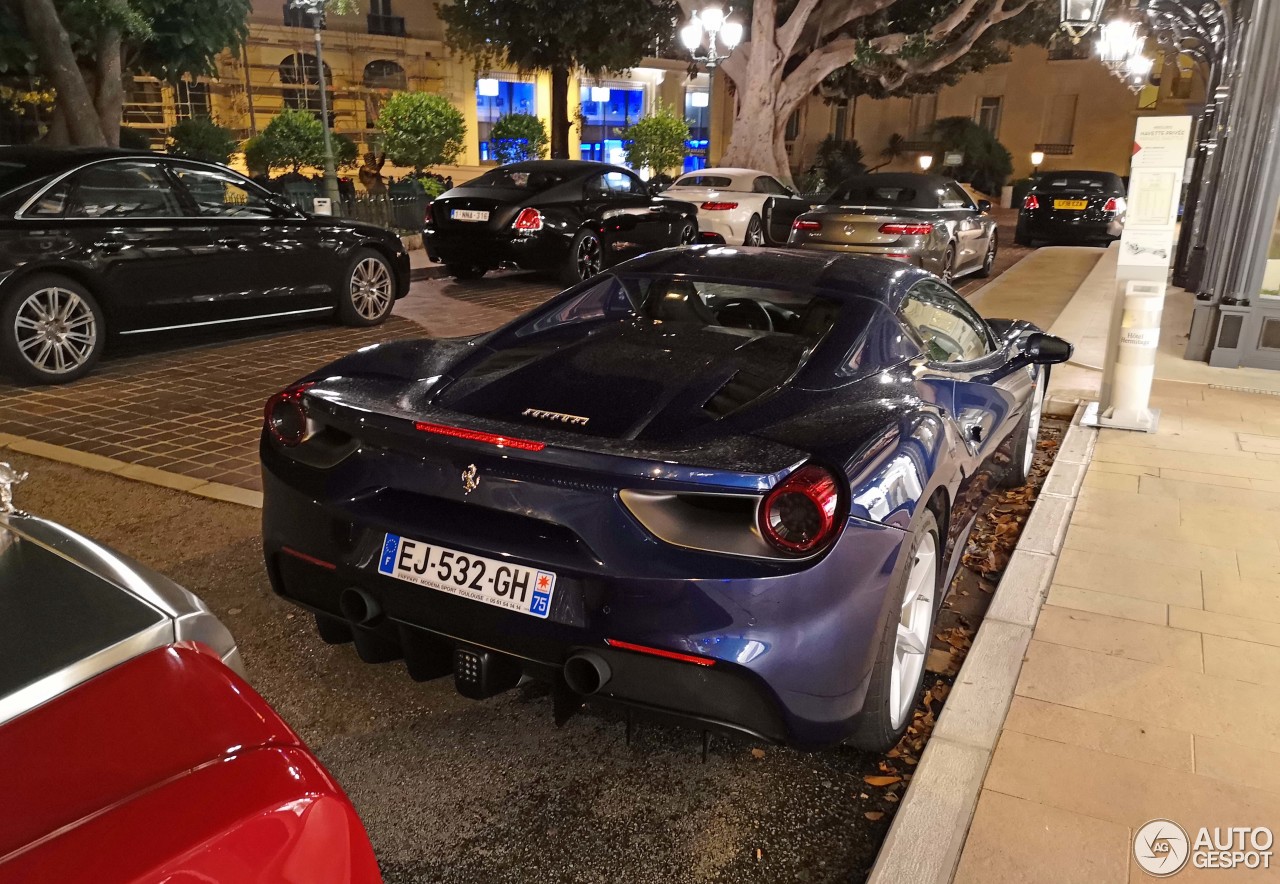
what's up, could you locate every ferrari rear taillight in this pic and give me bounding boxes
[700,201,739,211]
[758,465,843,555]
[793,218,822,232]
[1103,197,1118,213]
[879,222,933,236]
[264,382,315,447]
[513,208,543,231]
[1023,194,1040,211]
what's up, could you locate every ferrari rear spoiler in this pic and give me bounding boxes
[303,378,807,493]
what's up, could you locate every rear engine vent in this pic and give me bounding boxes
[703,370,777,418]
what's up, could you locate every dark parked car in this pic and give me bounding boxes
[1015,170,1126,246]
[260,246,1072,751]
[0,147,410,384]
[423,160,699,285]
[788,173,999,283]
[0,464,381,883]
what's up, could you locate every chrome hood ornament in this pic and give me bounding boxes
[0,462,29,514]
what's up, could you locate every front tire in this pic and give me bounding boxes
[940,245,957,284]
[561,229,604,286]
[1001,367,1044,487]
[848,509,941,752]
[338,249,396,326]
[1,274,105,384]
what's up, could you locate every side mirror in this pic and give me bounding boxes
[1020,332,1073,365]
[977,199,992,214]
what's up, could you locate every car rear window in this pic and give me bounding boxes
[675,175,733,187]
[829,179,936,208]
[469,167,569,191]
[1038,174,1118,191]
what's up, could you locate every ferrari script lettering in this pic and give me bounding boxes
[522,408,590,427]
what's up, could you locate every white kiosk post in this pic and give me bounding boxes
[1084,115,1193,433]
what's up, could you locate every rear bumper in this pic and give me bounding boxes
[790,241,926,267]
[423,228,566,271]
[260,451,907,748]
[1019,214,1122,241]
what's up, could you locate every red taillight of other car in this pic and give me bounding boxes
[879,222,933,236]
[512,208,543,231]
[264,382,315,447]
[1103,197,1118,213]
[793,219,822,232]
[700,201,739,210]
[758,465,843,556]
[1023,194,1040,211]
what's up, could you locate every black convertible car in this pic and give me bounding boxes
[423,160,700,285]
[0,148,410,384]
[1016,170,1127,246]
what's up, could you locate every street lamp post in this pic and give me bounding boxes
[680,5,743,69]
[1059,0,1107,42]
[290,0,341,211]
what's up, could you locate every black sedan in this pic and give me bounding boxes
[423,160,699,285]
[1015,170,1126,246]
[0,148,410,384]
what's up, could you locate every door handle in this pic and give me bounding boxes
[648,206,664,212]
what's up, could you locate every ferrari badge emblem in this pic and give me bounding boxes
[461,463,480,495]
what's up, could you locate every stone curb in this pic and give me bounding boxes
[865,404,1097,884]
[0,433,263,509]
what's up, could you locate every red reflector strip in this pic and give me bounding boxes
[414,421,546,451]
[885,252,910,259]
[605,638,715,666]
[281,546,337,571]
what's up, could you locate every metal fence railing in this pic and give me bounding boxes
[272,181,430,235]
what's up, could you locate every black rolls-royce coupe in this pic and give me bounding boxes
[423,160,700,285]
[0,148,410,384]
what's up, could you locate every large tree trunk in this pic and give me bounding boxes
[95,29,124,147]
[21,0,106,146]
[549,65,571,160]
[719,34,798,183]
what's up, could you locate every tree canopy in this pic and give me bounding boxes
[623,104,689,177]
[376,91,466,173]
[0,0,251,146]
[440,0,679,158]
[490,112,549,164]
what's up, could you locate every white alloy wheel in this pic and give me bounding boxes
[350,256,394,321]
[890,530,937,729]
[14,286,98,376]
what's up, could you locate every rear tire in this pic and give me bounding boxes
[561,229,604,286]
[975,232,997,278]
[744,215,765,246]
[338,249,396,327]
[0,274,105,384]
[940,245,957,284]
[848,509,941,752]
[447,263,486,280]
[1001,367,1044,488]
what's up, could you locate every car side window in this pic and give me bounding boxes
[939,184,973,210]
[25,181,71,217]
[65,161,183,219]
[752,176,791,195]
[169,165,277,218]
[900,281,994,364]
[587,172,640,198]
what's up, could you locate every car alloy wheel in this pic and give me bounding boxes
[350,257,393,321]
[13,286,98,376]
[745,216,765,246]
[941,247,956,284]
[984,238,996,271]
[1023,369,1043,476]
[679,222,697,245]
[576,234,602,280]
[890,528,937,729]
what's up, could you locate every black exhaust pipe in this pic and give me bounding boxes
[339,587,383,627]
[563,652,612,695]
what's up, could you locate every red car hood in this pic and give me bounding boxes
[0,644,380,883]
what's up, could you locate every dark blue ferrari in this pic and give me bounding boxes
[259,247,1071,751]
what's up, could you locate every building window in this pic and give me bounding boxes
[684,86,710,173]
[579,84,644,165]
[280,53,334,124]
[785,109,801,142]
[123,77,165,128]
[1260,199,1280,299]
[832,100,849,139]
[367,0,405,36]
[174,80,211,120]
[476,79,536,162]
[909,94,937,138]
[1039,94,1077,150]
[363,60,406,128]
[976,96,1002,135]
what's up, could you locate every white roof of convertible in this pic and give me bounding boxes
[671,168,779,189]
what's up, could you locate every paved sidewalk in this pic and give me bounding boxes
[951,251,1280,882]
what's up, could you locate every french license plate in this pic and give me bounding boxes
[1053,199,1088,210]
[450,209,489,222]
[377,533,555,618]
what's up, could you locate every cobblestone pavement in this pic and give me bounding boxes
[0,214,1029,491]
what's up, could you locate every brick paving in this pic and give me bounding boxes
[0,214,1031,493]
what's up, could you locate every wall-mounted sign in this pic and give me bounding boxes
[943,151,964,166]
